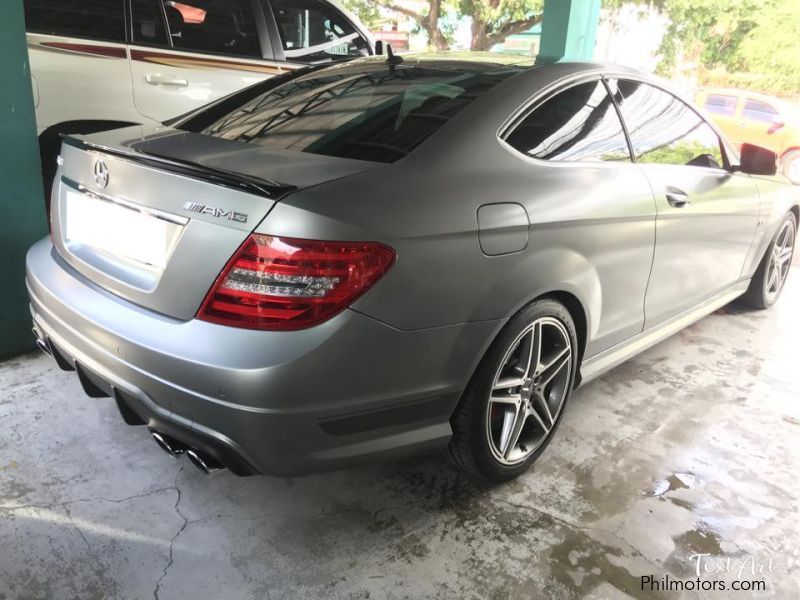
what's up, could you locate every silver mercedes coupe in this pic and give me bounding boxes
[26,55,799,480]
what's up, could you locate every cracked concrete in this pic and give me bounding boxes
[1,257,799,599]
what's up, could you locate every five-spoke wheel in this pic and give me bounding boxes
[765,218,795,304]
[448,299,578,481]
[487,317,572,465]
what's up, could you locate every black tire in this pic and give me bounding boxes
[741,212,797,309]
[447,299,579,481]
[781,150,800,185]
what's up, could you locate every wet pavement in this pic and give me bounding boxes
[2,259,799,599]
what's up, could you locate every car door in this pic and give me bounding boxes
[127,0,286,123]
[699,91,743,148]
[609,79,761,328]
[502,77,657,356]
[267,0,374,65]
[740,97,787,155]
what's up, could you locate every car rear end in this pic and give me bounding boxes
[26,57,528,475]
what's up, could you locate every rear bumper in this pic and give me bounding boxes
[26,238,500,476]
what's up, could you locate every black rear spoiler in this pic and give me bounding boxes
[61,135,297,200]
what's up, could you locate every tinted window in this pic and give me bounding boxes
[742,99,778,123]
[704,94,738,116]
[193,63,523,163]
[24,0,125,43]
[506,80,631,162]
[162,0,261,57]
[611,80,724,169]
[271,0,370,62]
[131,0,169,45]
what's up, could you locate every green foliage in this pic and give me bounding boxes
[734,0,800,95]
[604,0,800,96]
[638,141,719,166]
[338,0,382,29]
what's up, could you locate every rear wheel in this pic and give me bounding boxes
[741,213,796,309]
[781,150,800,185]
[447,299,578,481]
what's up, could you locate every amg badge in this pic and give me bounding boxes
[183,202,248,223]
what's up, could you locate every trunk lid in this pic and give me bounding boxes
[51,126,377,320]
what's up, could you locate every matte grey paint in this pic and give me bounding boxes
[477,203,529,256]
[26,58,800,475]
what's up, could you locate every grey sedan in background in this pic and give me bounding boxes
[26,55,798,481]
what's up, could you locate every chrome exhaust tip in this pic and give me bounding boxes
[35,338,51,356]
[151,431,188,458]
[32,328,51,356]
[186,449,224,475]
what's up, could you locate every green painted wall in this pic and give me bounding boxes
[0,0,47,358]
[539,0,601,62]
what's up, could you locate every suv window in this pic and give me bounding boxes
[158,0,262,57]
[611,80,724,169]
[271,0,370,62]
[742,99,778,123]
[24,0,125,43]
[704,94,738,117]
[505,80,631,162]
[191,62,525,163]
[131,0,169,45]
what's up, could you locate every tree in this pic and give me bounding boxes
[460,0,544,51]
[370,0,451,50]
[341,0,543,51]
[733,0,800,94]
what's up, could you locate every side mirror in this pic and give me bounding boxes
[375,40,384,55]
[739,143,778,176]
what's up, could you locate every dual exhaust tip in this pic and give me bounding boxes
[151,430,224,475]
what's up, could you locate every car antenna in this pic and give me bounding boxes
[385,43,403,70]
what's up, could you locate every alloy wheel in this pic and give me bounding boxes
[486,317,572,466]
[765,219,795,303]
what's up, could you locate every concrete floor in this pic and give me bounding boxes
[2,261,799,600]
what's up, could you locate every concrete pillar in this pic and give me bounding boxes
[0,0,47,358]
[539,0,601,62]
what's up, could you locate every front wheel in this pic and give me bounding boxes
[741,212,796,309]
[447,299,578,481]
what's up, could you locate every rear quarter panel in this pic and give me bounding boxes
[259,64,659,359]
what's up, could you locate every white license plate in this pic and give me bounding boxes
[64,190,174,269]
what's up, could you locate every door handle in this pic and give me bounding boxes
[665,188,691,208]
[144,74,189,87]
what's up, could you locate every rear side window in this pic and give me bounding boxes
[505,80,631,162]
[704,94,738,116]
[193,63,523,163]
[162,0,261,57]
[742,99,778,123]
[24,0,125,43]
[271,0,370,62]
[610,80,724,169]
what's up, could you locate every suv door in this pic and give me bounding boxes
[128,0,286,122]
[24,0,134,131]
[609,79,761,328]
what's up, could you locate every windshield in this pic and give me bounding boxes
[193,61,526,163]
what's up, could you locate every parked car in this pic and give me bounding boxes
[27,56,798,480]
[24,0,374,193]
[697,87,800,184]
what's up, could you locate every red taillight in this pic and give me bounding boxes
[198,234,395,330]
